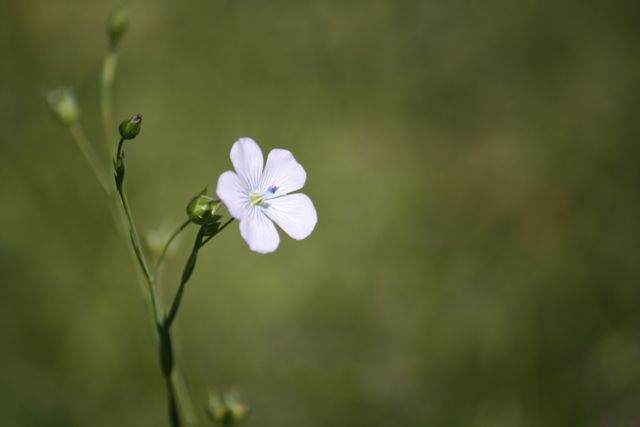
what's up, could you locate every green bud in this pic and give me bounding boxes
[187,193,222,225]
[46,87,80,126]
[207,391,249,426]
[108,6,128,48]
[118,114,142,140]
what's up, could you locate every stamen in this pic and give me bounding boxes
[249,191,267,207]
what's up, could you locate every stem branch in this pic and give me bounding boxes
[165,217,234,329]
[153,219,192,280]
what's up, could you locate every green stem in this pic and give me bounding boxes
[68,124,111,193]
[116,136,125,162]
[115,138,162,325]
[165,218,234,329]
[115,140,198,427]
[101,48,119,153]
[166,376,180,427]
[153,219,192,280]
[159,322,180,427]
[157,217,234,427]
[117,184,162,325]
[100,43,195,427]
[165,226,206,328]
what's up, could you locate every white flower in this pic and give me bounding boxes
[216,137,318,254]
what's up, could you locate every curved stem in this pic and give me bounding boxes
[114,141,198,427]
[153,219,192,280]
[157,218,235,425]
[165,226,206,328]
[118,185,162,325]
[101,45,196,426]
[165,217,234,328]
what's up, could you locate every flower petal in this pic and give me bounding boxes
[230,137,264,190]
[239,208,280,254]
[261,148,307,196]
[264,193,317,240]
[216,170,249,220]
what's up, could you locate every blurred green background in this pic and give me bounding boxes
[2,0,640,426]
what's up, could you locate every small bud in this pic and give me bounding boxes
[46,88,80,126]
[118,114,142,140]
[207,391,249,426]
[187,193,222,225]
[108,6,128,48]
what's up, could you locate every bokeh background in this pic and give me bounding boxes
[2,0,640,426]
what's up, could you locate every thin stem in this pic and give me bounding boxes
[116,136,125,161]
[153,219,192,280]
[114,140,162,325]
[115,140,198,427]
[165,226,206,328]
[165,375,181,427]
[165,217,234,328]
[111,140,159,322]
[100,43,195,426]
[158,217,234,426]
[117,184,162,325]
[158,322,180,427]
[68,124,111,193]
[100,47,119,153]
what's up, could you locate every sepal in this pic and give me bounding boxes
[187,189,222,225]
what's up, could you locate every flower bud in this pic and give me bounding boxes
[46,88,80,126]
[118,114,142,140]
[187,193,222,225]
[107,6,128,48]
[207,392,249,426]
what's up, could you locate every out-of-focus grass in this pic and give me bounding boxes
[1,0,640,426]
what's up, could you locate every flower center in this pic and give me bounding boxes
[249,191,268,207]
